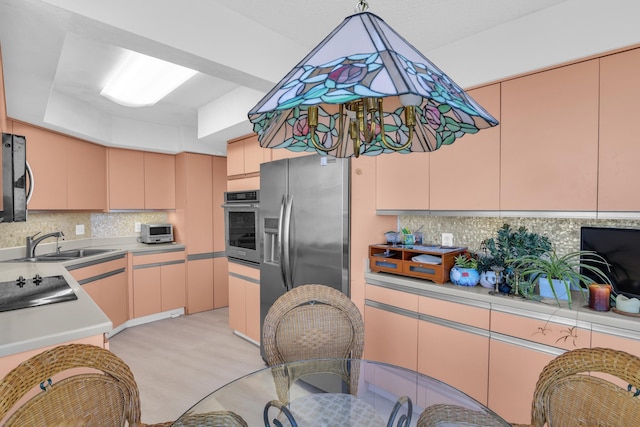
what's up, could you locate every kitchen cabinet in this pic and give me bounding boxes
[429,84,501,211]
[500,60,599,211]
[227,133,270,177]
[14,121,107,211]
[172,153,228,314]
[598,47,640,212]
[417,296,490,405]
[186,257,214,314]
[375,152,429,211]
[68,254,128,328]
[487,307,591,424]
[108,148,176,210]
[227,133,269,191]
[228,261,260,342]
[364,284,419,370]
[131,248,186,318]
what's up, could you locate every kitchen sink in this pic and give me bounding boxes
[43,248,116,258]
[7,248,116,262]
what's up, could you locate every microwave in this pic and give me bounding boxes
[140,223,174,244]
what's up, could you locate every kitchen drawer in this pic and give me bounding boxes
[418,295,490,329]
[68,256,126,282]
[491,309,590,351]
[365,283,418,312]
[132,249,185,266]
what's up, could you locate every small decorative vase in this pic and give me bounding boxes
[479,271,496,289]
[538,278,569,301]
[450,267,480,287]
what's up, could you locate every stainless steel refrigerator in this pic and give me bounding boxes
[259,154,350,358]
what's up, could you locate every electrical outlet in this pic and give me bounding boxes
[135,222,141,233]
[75,224,85,235]
[442,232,453,247]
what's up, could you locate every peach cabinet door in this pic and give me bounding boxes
[375,152,429,210]
[598,48,640,211]
[430,84,500,210]
[213,256,229,309]
[66,138,107,210]
[161,261,186,311]
[243,134,267,174]
[145,152,176,209]
[185,153,214,254]
[132,266,162,318]
[212,156,227,253]
[99,271,128,328]
[364,304,418,371]
[245,281,261,343]
[488,338,558,425]
[186,258,214,314]
[228,274,246,333]
[500,59,599,211]
[418,320,489,405]
[226,139,245,176]
[17,121,67,209]
[108,148,144,210]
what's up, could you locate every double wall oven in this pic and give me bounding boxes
[223,190,260,265]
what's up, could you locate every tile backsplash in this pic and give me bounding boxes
[0,212,168,249]
[400,216,640,256]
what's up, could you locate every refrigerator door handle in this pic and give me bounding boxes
[278,194,288,291]
[282,194,294,291]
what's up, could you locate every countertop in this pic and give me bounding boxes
[0,262,110,357]
[364,271,640,337]
[0,237,186,357]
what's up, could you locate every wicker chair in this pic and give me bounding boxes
[417,403,509,426]
[262,284,365,402]
[0,343,246,427]
[518,347,640,427]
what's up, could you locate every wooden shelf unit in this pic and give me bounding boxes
[369,244,465,284]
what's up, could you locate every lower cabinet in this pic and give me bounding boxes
[68,254,128,328]
[131,249,186,318]
[228,261,260,343]
[364,284,419,371]
[487,337,559,424]
[417,296,490,405]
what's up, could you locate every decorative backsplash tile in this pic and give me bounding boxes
[0,212,168,248]
[400,216,640,256]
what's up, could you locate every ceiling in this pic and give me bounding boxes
[1,0,639,156]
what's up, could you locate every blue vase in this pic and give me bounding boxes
[450,267,480,286]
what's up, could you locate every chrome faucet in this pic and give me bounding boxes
[25,231,65,258]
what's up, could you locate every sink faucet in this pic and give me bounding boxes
[25,231,65,258]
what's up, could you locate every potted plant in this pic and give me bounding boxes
[450,253,480,287]
[479,224,552,290]
[508,250,612,308]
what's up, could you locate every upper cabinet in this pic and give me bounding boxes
[227,133,270,191]
[430,84,501,211]
[108,148,175,210]
[500,60,600,211]
[15,121,107,211]
[598,47,640,212]
[375,152,430,211]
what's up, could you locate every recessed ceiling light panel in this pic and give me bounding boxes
[101,51,198,107]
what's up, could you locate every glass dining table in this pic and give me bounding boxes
[171,358,510,426]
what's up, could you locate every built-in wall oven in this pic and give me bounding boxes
[223,190,260,265]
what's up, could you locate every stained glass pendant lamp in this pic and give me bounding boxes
[248,0,499,158]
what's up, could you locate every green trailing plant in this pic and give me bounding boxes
[480,224,552,273]
[508,250,612,308]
